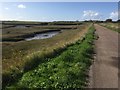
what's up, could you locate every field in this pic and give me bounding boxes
[99,22,119,33]
[8,26,95,88]
[2,21,94,88]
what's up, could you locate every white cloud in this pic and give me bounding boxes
[82,10,101,20]
[18,4,26,9]
[109,11,118,21]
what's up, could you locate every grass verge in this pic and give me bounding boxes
[99,23,120,33]
[7,25,95,89]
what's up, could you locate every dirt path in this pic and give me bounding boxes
[89,24,119,88]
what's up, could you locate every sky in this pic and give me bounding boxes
[0,2,119,21]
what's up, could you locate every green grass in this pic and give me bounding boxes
[3,22,91,88]
[7,25,95,89]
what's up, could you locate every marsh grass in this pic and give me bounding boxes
[23,46,68,72]
[3,23,90,88]
[99,22,120,33]
[7,24,95,89]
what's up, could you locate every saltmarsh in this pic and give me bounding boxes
[8,25,95,89]
[3,22,90,88]
[3,25,87,73]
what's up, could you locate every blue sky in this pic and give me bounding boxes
[1,2,118,21]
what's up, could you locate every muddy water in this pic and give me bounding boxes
[25,31,60,41]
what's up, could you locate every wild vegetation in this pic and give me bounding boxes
[99,22,119,33]
[2,21,91,88]
[6,24,95,89]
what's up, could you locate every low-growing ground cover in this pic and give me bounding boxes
[8,25,95,89]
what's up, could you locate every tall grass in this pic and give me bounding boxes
[2,25,87,87]
[99,23,120,33]
[7,25,95,89]
[2,44,68,89]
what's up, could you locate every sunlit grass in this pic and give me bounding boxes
[7,24,95,89]
[99,22,120,33]
[3,23,91,88]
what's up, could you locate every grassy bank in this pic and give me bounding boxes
[3,24,87,72]
[99,22,120,33]
[7,25,95,89]
[3,23,90,88]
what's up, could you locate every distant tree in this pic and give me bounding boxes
[105,19,112,22]
[76,20,79,22]
[117,19,120,22]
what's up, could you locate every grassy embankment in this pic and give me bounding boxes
[99,22,120,33]
[3,22,89,88]
[7,24,96,89]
